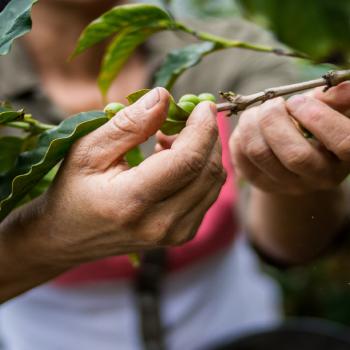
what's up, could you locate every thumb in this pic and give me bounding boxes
[73,87,170,171]
[312,81,350,115]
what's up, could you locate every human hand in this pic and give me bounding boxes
[34,88,224,267]
[229,82,350,195]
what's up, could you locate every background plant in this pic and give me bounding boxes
[0,0,329,222]
[1,0,350,325]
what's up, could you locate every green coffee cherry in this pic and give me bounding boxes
[168,102,178,119]
[179,94,201,105]
[178,101,196,114]
[198,93,216,102]
[103,102,125,118]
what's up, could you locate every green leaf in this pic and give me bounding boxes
[0,105,24,124]
[154,41,218,90]
[27,165,59,200]
[160,117,186,136]
[14,165,60,209]
[0,136,23,175]
[0,0,37,55]
[161,97,188,123]
[237,0,350,65]
[126,89,151,104]
[72,4,174,96]
[127,89,187,136]
[125,147,144,167]
[98,28,159,96]
[0,111,108,221]
[72,4,173,57]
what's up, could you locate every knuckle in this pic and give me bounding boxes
[285,147,313,170]
[141,225,168,244]
[245,140,271,164]
[240,106,258,122]
[304,103,323,124]
[239,109,257,130]
[89,200,119,226]
[149,218,175,244]
[207,158,225,181]
[111,108,147,141]
[259,111,276,130]
[335,135,350,161]
[135,209,175,244]
[116,192,149,228]
[201,118,218,140]
[182,150,206,176]
[174,232,194,246]
[259,98,285,124]
[171,227,198,246]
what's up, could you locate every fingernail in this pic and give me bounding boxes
[288,94,306,110]
[196,101,216,115]
[209,102,217,115]
[144,88,160,110]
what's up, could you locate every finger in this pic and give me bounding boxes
[154,143,164,153]
[311,82,350,115]
[259,98,334,178]
[154,139,225,245]
[156,131,177,150]
[71,87,170,171]
[125,179,222,248]
[160,176,223,246]
[230,130,279,192]
[160,138,224,218]
[125,139,224,245]
[236,103,299,182]
[287,95,350,162]
[127,101,219,201]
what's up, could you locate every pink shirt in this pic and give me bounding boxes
[54,113,237,285]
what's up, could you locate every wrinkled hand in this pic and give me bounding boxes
[230,82,350,195]
[40,88,225,266]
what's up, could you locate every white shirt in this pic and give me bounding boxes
[0,237,281,350]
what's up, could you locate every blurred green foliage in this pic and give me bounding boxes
[146,0,350,65]
[236,0,350,65]
[266,249,350,326]
[141,0,239,18]
[174,0,239,18]
[234,0,350,326]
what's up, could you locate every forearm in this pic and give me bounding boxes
[0,196,70,303]
[247,184,350,264]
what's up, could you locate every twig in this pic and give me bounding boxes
[216,69,350,115]
[175,22,308,59]
[5,120,54,134]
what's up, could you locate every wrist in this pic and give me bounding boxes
[252,182,344,199]
[0,196,72,302]
[247,184,349,263]
[0,195,73,275]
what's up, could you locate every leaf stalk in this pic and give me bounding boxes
[175,22,308,59]
[217,69,350,114]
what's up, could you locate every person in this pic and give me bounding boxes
[0,1,350,349]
